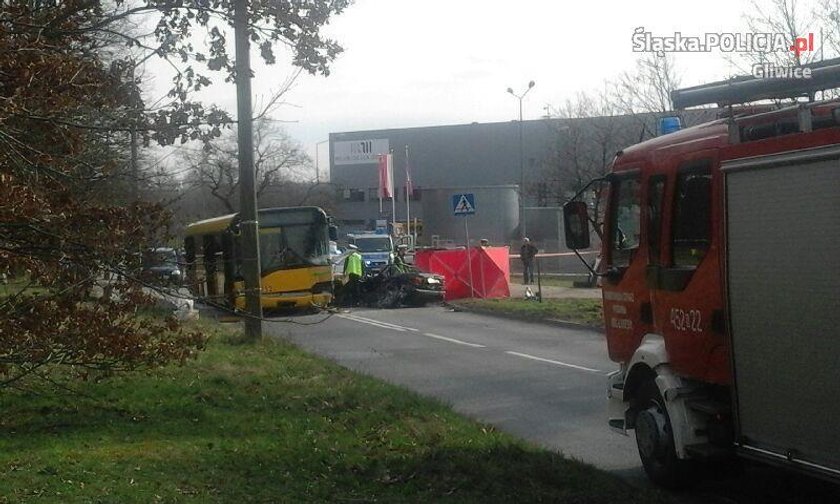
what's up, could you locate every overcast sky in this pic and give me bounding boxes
[145,0,829,171]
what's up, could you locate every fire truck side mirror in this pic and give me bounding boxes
[563,201,590,250]
[328,225,338,241]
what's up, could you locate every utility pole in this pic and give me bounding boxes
[129,61,139,201]
[130,126,138,200]
[234,0,262,339]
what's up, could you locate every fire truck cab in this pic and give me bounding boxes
[564,59,840,488]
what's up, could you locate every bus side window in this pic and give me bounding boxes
[231,232,243,279]
[221,232,235,299]
[647,175,666,264]
[672,162,711,267]
[609,176,641,268]
[203,235,218,273]
[184,237,195,264]
[184,237,196,281]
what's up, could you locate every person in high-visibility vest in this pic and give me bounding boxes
[343,244,364,306]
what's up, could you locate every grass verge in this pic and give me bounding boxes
[0,318,658,503]
[452,298,604,328]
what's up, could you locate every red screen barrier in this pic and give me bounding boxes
[414,247,510,300]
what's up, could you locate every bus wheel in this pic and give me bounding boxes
[634,379,691,489]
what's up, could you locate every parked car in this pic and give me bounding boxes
[141,247,183,286]
[359,264,444,308]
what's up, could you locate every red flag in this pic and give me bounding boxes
[378,153,393,199]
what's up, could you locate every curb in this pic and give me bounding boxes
[445,301,605,334]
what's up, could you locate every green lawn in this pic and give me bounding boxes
[0,318,661,503]
[453,298,604,328]
[0,276,49,299]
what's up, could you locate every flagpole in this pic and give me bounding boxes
[405,145,410,246]
[389,151,396,236]
[378,154,383,214]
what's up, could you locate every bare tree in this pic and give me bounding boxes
[728,0,840,98]
[182,119,310,213]
[730,0,825,73]
[614,53,682,114]
[610,53,682,141]
[544,93,616,188]
[538,91,627,240]
[821,0,840,57]
[538,53,683,240]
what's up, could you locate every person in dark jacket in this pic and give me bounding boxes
[520,237,538,284]
[393,244,409,272]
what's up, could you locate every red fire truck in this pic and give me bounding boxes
[564,59,840,488]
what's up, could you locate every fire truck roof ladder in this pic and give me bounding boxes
[671,57,840,109]
[672,58,840,144]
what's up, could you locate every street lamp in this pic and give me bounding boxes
[507,80,535,239]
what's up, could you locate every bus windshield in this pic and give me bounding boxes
[259,222,329,271]
[354,237,392,253]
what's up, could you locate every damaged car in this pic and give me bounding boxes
[359,264,445,308]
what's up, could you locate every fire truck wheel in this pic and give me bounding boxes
[634,380,691,489]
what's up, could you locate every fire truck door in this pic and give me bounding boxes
[601,172,650,361]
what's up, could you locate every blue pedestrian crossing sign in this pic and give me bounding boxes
[452,193,476,216]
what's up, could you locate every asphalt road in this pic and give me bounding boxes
[267,305,642,479]
[264,306,840,503]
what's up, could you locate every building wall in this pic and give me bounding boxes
[330,120,555,191]
[329,120,558,236]
[422,186,519,245]
[328,111,719,241]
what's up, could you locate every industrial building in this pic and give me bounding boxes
[328,110,717,250]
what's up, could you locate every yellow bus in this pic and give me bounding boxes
[183,207,337,310]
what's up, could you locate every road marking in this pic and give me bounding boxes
[338,313,485,349]
[337,314,407,332]
[423,333,486,348]
[345,313,419,332]
[505,351,602,373]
